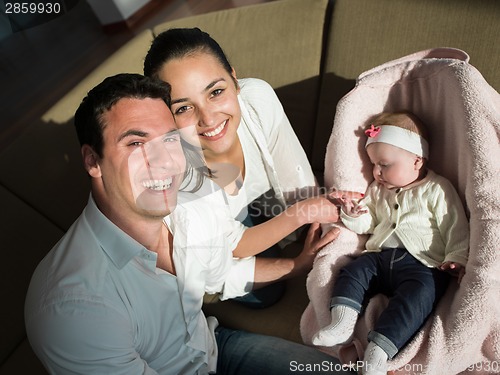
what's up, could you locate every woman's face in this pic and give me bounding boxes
[158,52,241,163]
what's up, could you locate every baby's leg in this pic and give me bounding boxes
[362,250,450,374]
[371,257,450,354]
[311,304,359,346]
[312,253,380,347]
[361,341,388,375]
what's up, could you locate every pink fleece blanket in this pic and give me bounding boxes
[300,48,500,374]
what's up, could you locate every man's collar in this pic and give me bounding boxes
[84,195,144,269]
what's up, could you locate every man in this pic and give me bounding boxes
[25,74,351,374]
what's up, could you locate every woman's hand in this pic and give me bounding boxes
[294,222,340,274]
[290,196,340,225]
[328,189,365,201]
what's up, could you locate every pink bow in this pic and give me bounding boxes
[365,124,381,138]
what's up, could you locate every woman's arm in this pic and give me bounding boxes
[233,196,340,258]
[239,79,317,200]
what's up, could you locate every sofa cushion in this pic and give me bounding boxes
[0,118,89,230]
[0,185,63,369]
[311,0,500,172]
[152,0,329,160]
[0,339,46,375]
[42,29,155,124]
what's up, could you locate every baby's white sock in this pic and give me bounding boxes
[361,341,388,375]
[311,305,358,346]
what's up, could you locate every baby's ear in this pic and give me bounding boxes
[414,156,425,170]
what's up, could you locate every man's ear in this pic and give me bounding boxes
[81,145,101,178]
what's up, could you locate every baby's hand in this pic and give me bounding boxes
[338,195,367,218]
[440,262,466,284]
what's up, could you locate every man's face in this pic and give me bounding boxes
[95,97,186,219]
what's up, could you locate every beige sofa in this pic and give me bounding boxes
[1,0,499,373]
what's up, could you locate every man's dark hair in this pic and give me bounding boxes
[74,73,171,157]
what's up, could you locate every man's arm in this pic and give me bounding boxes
[26,299,158,375]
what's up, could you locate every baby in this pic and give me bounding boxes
[312,112,469,375]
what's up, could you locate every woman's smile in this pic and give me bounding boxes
[200,120,228,139]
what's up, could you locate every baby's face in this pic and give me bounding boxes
[366,143,424,189]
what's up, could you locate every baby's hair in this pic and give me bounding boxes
[369,111,429,142]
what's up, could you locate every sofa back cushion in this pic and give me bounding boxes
[153,0,329,161]
[311,0,500,172]
[0,186,64,367]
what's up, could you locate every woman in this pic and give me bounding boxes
[144,28,352,307]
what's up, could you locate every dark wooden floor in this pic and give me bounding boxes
[0,0,273,149]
